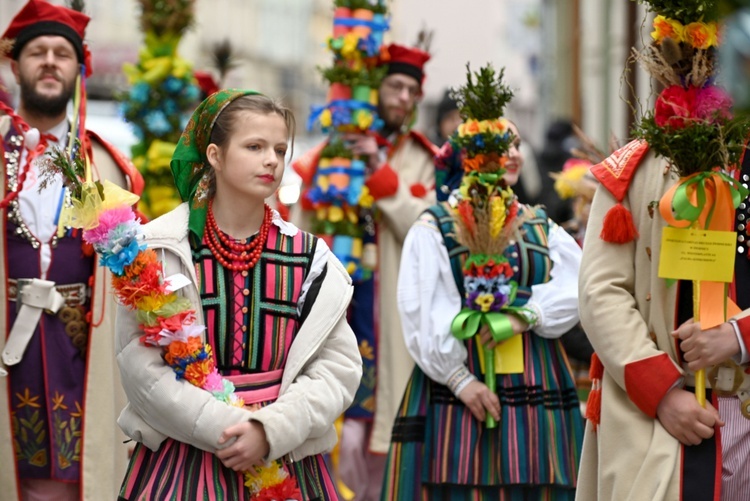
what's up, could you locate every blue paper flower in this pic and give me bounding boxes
[100,239,144,276]
[130,82,151,104]
[163,76,183,94]
[183,84,200,102]
[162,98,178,116]
[144,110,172,136]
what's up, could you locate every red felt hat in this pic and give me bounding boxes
[382,43,431,84]
[194,71,219,98]
[2,0,90,63]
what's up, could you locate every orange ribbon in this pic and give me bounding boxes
[659,171,742,329]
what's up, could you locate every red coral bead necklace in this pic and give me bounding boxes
[205,200,272,271]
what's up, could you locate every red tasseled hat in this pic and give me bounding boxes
[1,0,90,63]
[382,43,431,84]
[194,71,219,99]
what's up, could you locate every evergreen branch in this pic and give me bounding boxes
[451,63,514,122]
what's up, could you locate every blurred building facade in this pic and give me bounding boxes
[0,0,654,153]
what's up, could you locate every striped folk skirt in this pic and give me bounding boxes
[119,439,338,500]
[382,333,584,501]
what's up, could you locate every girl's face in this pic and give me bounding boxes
[207,111,289,203]
[502,122,524,187]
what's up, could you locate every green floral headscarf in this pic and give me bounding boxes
[171,89,261,239]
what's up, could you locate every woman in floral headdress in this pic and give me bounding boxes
[114,89,362,500]
[381,65,584,500]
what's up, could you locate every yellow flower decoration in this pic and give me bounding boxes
[328,206,345,223]
[346,206,359,224]
[489,196,507,239]
[70,401,83,418]
[553,164,589,200]
[146,140,177,173]
[136,293,175,313]
[244,460,288,490]
[492,118,510,134]
[16,388,41,408]
[458,119,481,137]
[684,21,718,49]
[475,293,495,313]
[52,391,68,411]
[341,33,360,59]
[357,110,374,130]
[359,186,374,208]
[651,15,685,43]
[320,108,332,128]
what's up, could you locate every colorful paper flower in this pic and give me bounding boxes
[101,238,145,276]
[695,85,733,123]
[654,85,698,129]
[651,15,685,43]
[683,21,718,49]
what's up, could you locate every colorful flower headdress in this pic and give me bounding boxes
[439,64,536,428]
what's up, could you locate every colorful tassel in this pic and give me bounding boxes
[600,202,638,244]
[586,352,604,430]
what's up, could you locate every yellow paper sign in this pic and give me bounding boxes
[477,334,524,374]
[658,227,736,283]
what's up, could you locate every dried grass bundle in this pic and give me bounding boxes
[453,201,534,256]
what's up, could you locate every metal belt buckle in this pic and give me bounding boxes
[15,278,33,308]
[708,360,744,397]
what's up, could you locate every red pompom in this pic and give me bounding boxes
[409,182,427,198]
[600,202,638,244]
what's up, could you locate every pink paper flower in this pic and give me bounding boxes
[204,370,225,392]
[83,206,136,244]
[694,85,733,124]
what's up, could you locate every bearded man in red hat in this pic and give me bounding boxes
[292,43,437,500]
[0,1,144,500]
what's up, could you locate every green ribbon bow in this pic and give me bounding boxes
[451,285,532,429]
[671,171,748,227]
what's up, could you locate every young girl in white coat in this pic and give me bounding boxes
[115,90,361,500]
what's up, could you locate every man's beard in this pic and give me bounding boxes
[18,72,73,117]
[378,105,410,136]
